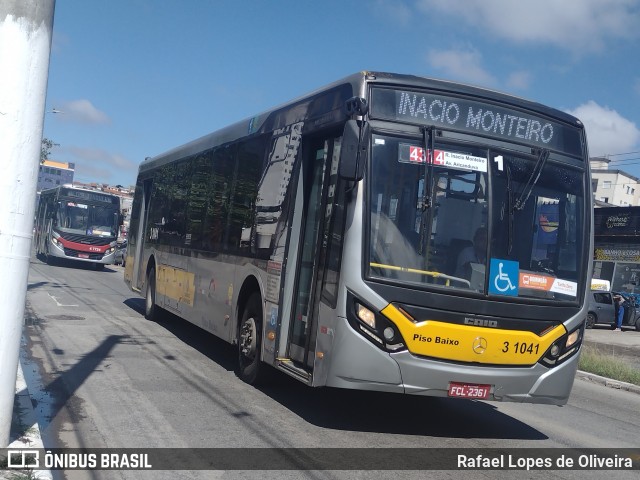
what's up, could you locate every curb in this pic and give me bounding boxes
[3,360,52,480]
[575,369,640,395]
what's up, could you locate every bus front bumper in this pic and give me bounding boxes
[391,349,578,405]
[324,317,579,405]
[49,237,116,264]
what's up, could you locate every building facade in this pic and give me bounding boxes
[37,160,75,192]
[590,157,640,207]
[593,206,640,293]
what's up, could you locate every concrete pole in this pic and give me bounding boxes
[0,0,55,446]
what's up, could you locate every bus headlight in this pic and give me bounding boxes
[348,293,406,352]
[383,327,395,341]
[565,329,581,349]
[539,322,584,367]
[356,303,376,329]
[51,237,63,249]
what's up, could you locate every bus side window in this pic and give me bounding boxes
[202,145,235,252]
[186,151,213,250]
[255,130,299,257]
[147,163,173,245]
[228,136,266,253]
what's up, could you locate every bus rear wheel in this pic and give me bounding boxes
[238,293,268,385]
[145,267,157,320]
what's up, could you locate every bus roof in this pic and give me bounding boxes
[139,71,584,174]
[39,184,120,204]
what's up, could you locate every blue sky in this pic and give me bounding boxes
[44,0,640,187]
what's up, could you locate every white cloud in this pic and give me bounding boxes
[566,101,640,157]
[51,30,70,54]
[56,99,110,124]
[60,145,137,185]
[427,47,496,88]
[63,146,136,171]
[506,71,532,91]
[373,0,412,24]
[417,0,640,53]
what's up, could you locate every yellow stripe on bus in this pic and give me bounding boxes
[381,304,566,365]
[157,264,195,307]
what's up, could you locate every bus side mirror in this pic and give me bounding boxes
[339,119,369,181]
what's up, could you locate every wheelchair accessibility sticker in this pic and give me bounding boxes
[488,258,519,296]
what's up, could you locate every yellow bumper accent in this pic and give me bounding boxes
[381,304,566,365]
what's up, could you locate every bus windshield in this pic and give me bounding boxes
[57,201,119,237]
[368,133,585,302]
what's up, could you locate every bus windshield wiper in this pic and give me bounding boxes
[513,147,549,211]
[506,163,515,254]
[418,126,435,257]
[421,126,435,210]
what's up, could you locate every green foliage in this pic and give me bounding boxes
[40,137,58,163]
[579,345,640,386]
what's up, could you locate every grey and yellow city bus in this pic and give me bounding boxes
[34,184,121,269]
[125,71,592,404]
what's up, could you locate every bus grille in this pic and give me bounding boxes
[60,232,114,245]
[63,248,104,260]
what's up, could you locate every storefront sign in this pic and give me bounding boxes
[595,248,640,262]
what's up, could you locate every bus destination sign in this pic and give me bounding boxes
[370,88,582,156]
[67,189,118,204]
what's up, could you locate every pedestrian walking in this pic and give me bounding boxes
[613,293,625,331]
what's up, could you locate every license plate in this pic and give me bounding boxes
[448,382,491,399]
[78,253,89,259]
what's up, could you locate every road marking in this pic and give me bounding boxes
[47,293,78,307]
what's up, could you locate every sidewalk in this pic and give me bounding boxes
[3,360,52,480]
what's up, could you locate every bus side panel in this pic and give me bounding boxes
[188,251,235,342]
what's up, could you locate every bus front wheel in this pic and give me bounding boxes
[45,249,56,266]
[238,293,268,385]
[145,268,157,320]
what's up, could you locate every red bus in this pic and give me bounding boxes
[34,185,121,269]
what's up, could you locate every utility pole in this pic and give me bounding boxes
[0,0,55,446]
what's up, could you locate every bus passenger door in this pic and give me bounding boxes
[132,179,153,291]
[288,136,335,368]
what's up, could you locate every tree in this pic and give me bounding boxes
[40,137,58,163]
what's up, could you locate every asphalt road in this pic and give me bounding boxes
[19,254,640,480]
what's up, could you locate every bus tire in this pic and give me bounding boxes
[238,293,269,385]
[45,247,55,266]
[586,313,595,329]
[145,267,157,320]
